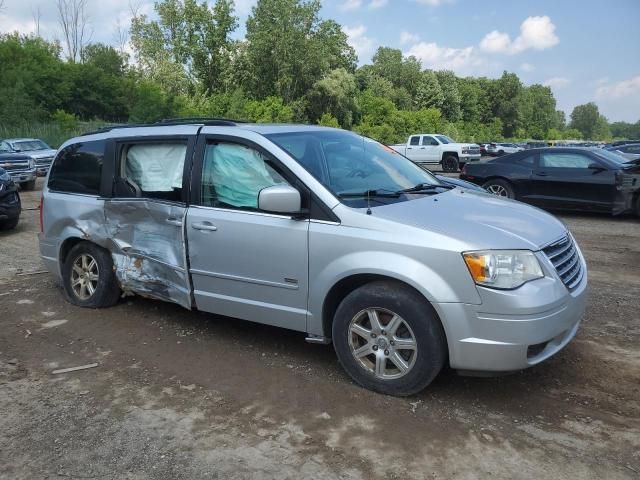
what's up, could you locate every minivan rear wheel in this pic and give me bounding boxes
[332,281,447,396]
[62,241,121,308]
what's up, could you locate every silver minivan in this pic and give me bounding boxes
[39,121,588,395]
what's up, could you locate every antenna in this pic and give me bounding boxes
[366,190,372,215]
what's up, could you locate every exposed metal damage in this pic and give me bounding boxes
[104,200,192,309]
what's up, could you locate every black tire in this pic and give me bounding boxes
[62,241,121,308]
[332,281,447,396]
[441,155,459,173]
[0,217,19,230]
[482,178,515,199]
[21,179,36,191]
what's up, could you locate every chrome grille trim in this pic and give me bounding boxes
[542,235,583,291]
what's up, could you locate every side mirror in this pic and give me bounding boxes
[588,162,605,172]
[258,184,302,215]
[431,140,439,146]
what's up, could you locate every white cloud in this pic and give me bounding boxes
[543,77,571,89]
[595,76,640,99]
[400,31,420,45]
[520,62,535,72]
[404,42,482,74]
[343,24,376,64]
[480,15,559,54]
[369,0,388,8]
[340,0,363,12]
[415,0,451,6]
[479,30,511,53]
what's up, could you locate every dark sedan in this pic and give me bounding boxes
[0,167,21,230]
[460,148,640,216]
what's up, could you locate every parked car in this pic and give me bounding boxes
[460,147,640,216]
[434,174,487,192]
[40,120,587,396]
[526,141,548,149]
[605,143,640,162]
[0,138,57,176]
[610,139,640,147]
[390,134,481,172]
[0,167,21,230]
[487,143,524,156]
[0,150,37,190]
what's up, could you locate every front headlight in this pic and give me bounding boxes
[463,250,544,289]
[29,159,35,169]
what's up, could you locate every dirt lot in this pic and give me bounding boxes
[1,178,639,479]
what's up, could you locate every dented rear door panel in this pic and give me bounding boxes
[104,199,192,308]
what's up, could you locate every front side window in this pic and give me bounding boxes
[120,142,187,201]
[435,135,453,144]
[540,153,593,169]
[48,140,105,195]
[422,136,437,146]
[201,142,288,210]
[267,130,440,207]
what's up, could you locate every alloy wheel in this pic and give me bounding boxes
[348,308,418,380]
[70,253,99,300]
[486,184,508,197]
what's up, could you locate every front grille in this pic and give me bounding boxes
[466,147,480,155]
[542,235,583,291]
[35,157,53,166]
[0,160,30,172]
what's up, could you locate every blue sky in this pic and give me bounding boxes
[1,0,639,122]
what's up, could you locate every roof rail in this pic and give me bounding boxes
[80,117,247,136]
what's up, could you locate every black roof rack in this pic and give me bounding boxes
[81,117,246,136]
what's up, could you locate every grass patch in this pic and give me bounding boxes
[0,120,110,149]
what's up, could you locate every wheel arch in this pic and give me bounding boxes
[441,151,459,161]
[481,176,518,196]
[320,274,450,350]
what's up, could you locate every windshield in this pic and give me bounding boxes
[266,130,441,206]
[435,135,454,144]
[12,140,50,151]
[594,148,633,165]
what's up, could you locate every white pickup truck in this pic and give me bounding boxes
[390,134,481,172]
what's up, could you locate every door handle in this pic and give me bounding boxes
[192,222,217,232]
[535,171,549,177]
[420,147,425,149]
[166,218,183,227]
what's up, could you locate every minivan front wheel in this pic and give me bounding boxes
[332,281,447,396]
[62,241,121,308]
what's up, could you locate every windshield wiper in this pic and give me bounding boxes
[396,183,454,193]
[337,189,401,198]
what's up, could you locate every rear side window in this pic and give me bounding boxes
[48,140,105,195]
[409,136,420,146]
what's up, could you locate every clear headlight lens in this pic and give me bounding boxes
[463,250,544,289]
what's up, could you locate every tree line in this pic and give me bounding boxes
[1,0,638,147]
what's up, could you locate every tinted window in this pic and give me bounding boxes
[409,136,420,146]
[422,136,436,146]
[518,154,536,166]
[48,140,105,195]
[540,153,592,169]
[201,142,288,210]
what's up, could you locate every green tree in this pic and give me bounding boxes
[415,71,444,111]
[491,71,523,138]
[305,68,359,128]
[569,102,604,140]
[434,70,461,122]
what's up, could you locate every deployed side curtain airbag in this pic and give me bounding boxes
[126,144,187,191]
[205,143,284,208]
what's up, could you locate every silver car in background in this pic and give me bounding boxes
[39,121,588,395]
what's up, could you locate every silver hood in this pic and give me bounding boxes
[372,189,567,251]
[25,149,57,159]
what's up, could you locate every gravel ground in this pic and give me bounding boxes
[1,178,639,479]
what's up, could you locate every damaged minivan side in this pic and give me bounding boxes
[40,121,588,396]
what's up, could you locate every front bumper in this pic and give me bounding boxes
[459,154,481,162]
[435,252,588,372]
[9,169,37,184]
